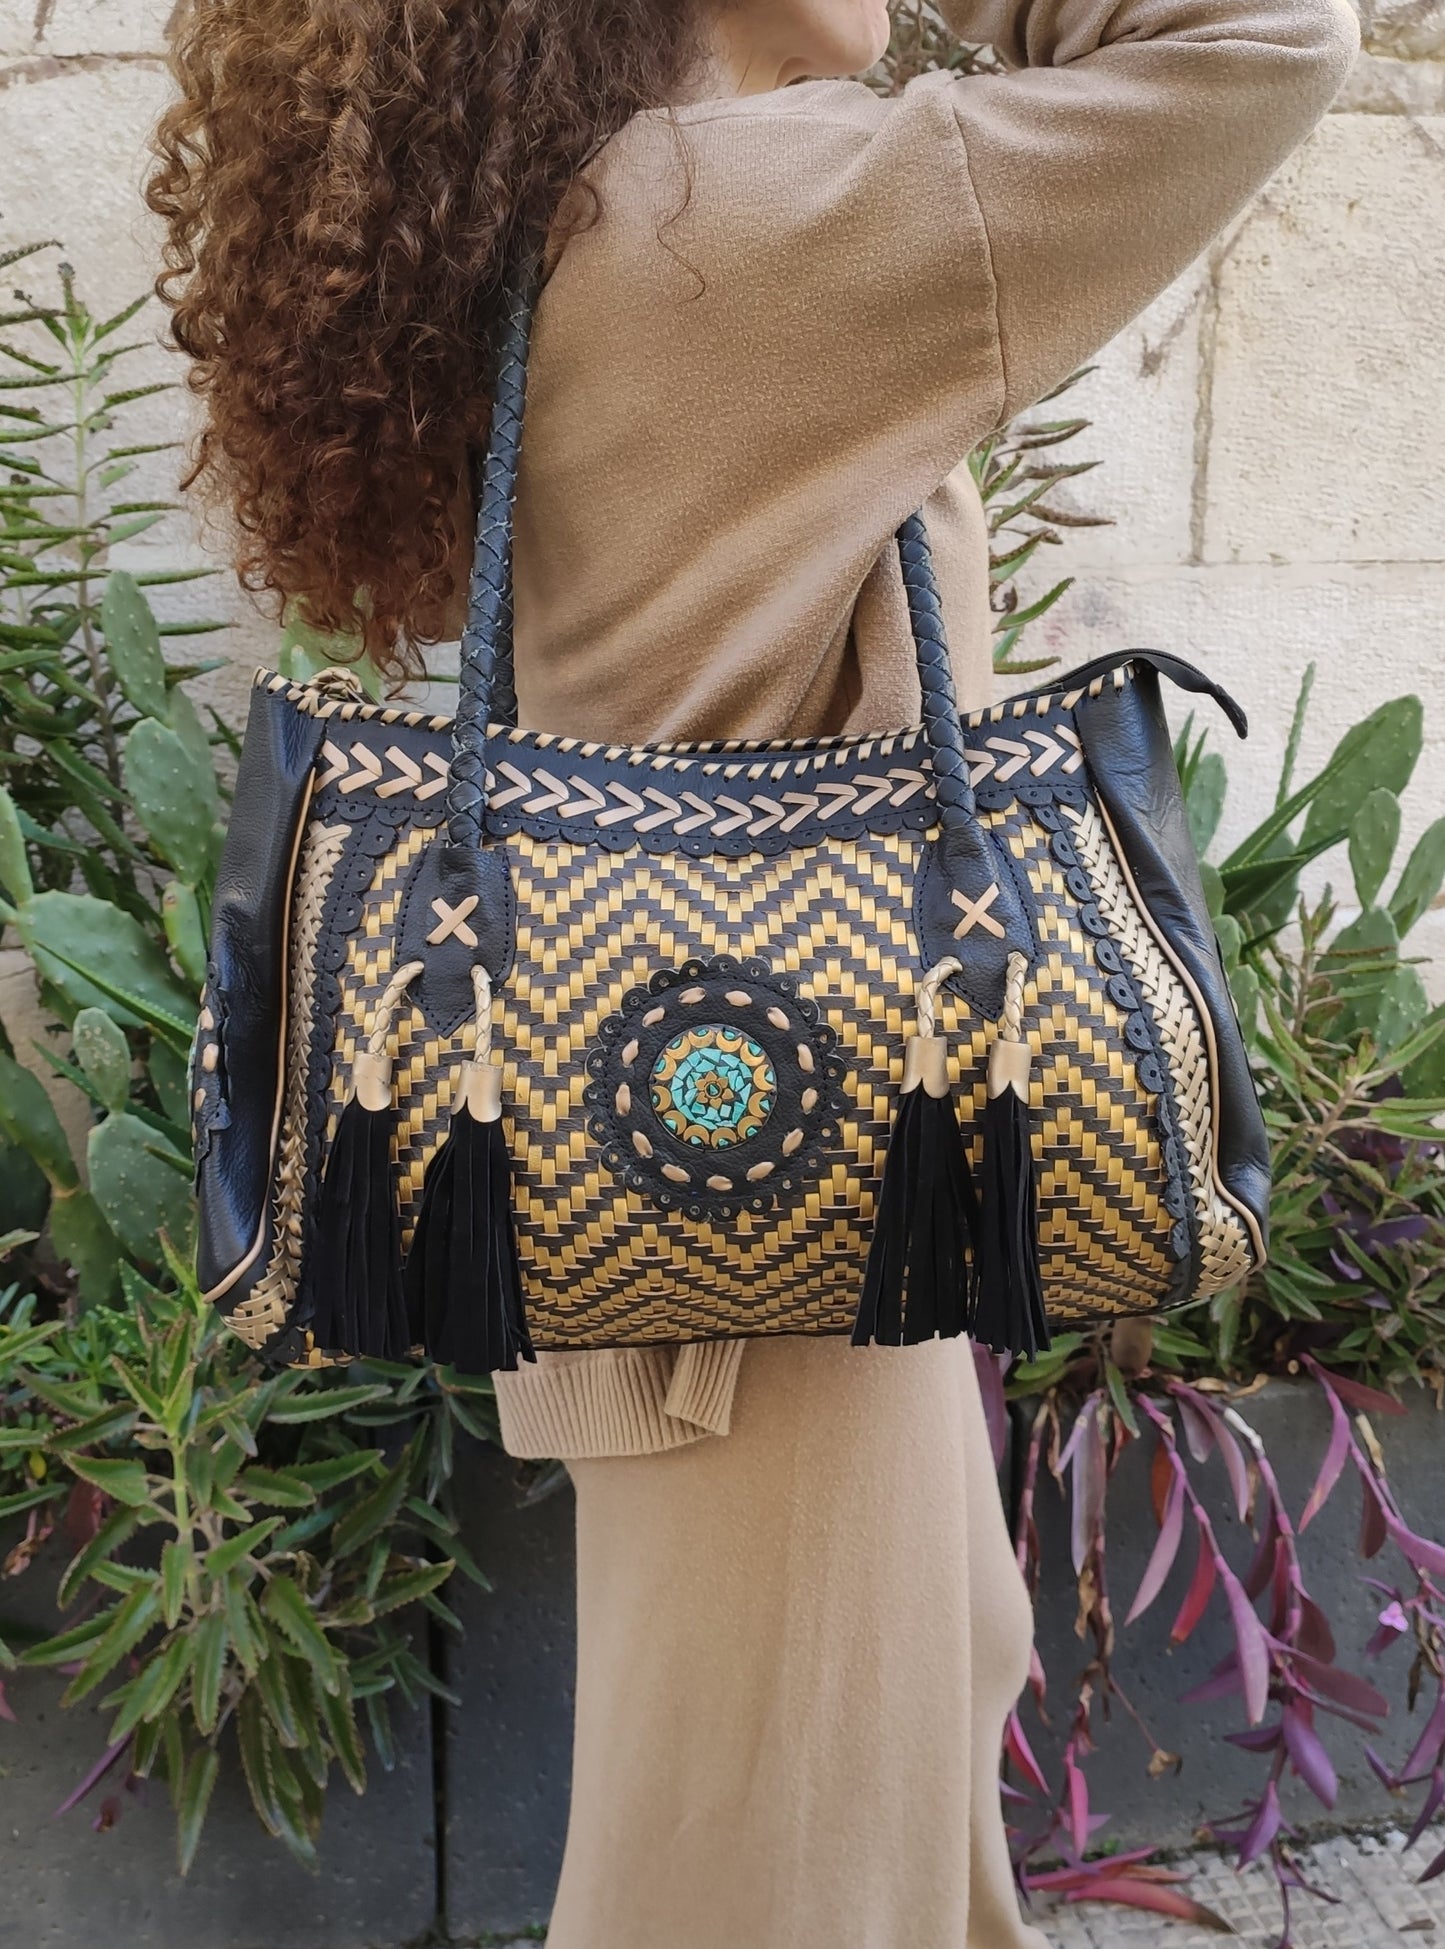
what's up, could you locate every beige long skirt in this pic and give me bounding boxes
[544,1333,1053,1949]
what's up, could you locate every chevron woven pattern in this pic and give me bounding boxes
[279,804,1177,1350]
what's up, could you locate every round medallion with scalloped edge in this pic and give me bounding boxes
[583,957,847,1220]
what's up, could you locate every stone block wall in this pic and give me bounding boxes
[2,0,1441,988]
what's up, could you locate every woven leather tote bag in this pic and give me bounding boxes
[191,279,1269,1374]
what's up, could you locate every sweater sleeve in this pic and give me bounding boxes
[933,0,1360,423]
[502,0,1358,749]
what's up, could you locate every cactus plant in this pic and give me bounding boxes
[1350,786,1402,911]
[123,714,222,887]
[0,250,218,1302]
[87,1112,194,1265]
[12,891,196,1041]
[100,570,170,721]
[72,1007,132,1115]
[0,1052,79,1193]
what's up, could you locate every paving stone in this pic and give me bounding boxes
[1032,1822,1445,1948]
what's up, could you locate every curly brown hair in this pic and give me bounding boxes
[147,0,708,682]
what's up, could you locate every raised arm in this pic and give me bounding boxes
[935,0,1359,420]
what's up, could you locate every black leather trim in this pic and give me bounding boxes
[913,826,1039,1019]
[196,689,326,1301]
[1013,649,1249,740]
[395,838,517,1034]
[1073,668,1270,1247]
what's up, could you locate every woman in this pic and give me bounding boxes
[150,0,1357,1942]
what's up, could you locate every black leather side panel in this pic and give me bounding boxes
[1074,669,1270,1246]
[196,688,325,1300]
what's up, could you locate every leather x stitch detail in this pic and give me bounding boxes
[427,895,480,948]
[950,883,1006,940]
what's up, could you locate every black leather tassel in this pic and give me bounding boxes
[309,1048,413,1361]
[971,954,1051,1361]
[853,958,977,1347]
[404,1055,535,1375]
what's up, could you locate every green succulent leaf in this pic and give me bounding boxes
[161,1539,193,1629]
[1229,964,1260,1049]
[262,1383,393,1423]
[372,1559,455,1617]
[1400,1002,1445,1098]
[87,1110,195,1265]
[15,890,194,1037]
[263,1645,314,1749]
[58,1504,145,1609]
[0,784,33,904]
[317,1679,367,1794]
[189,1611,229,1735]
[47,1185,121,1302]
[1183,748,1227,858]
[61,1583,162,1705]
[71,1006,131,1114]
[99,570,167,719]
[277,613,374,692]
[110,1630,196,1741]
[65,1453,152,1506]
[1300,696,1422,854]
[165,681,213,768]
[161,882,207,993]
[176,1745,221,1876]
[1374,963,1430,1056]
[237,1467,318,1509]
[1391,816,1445,939]
[1349,788,1401,912]
[0,1050,78,1189]
[123,714,221,885]
[205,1517,282,1581]
[1319,906,1401,1047]
[261,1576,343,1696]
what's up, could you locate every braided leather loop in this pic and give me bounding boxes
[897,511,976,836]
[447,272,536,848]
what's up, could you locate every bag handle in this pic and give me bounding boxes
[445,268,981,851]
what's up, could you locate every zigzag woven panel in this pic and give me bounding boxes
[275,807,1172,1349]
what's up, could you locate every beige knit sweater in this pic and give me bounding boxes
[493,0,1359,1459]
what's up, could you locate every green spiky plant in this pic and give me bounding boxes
[0,242,225,1294]
[0,246,494,1873]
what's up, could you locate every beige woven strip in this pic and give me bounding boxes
[1063,802,1254,1293]
[226,820,350,1349]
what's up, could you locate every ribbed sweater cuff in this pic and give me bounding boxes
[495,1341,745,1460]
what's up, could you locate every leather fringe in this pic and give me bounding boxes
[309,1053,413,1361]
[404,966,535,1375]
[970,954,1051,1361]
[852,957,976,1347]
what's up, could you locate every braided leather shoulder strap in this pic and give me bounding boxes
[897,511,978,838]
[447,274,534,849]
[447,272,979,841]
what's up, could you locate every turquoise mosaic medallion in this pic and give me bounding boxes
[649,1024,777,1149]
[584,956,846,1219]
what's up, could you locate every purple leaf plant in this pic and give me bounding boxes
[996,1351,1445,1947]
